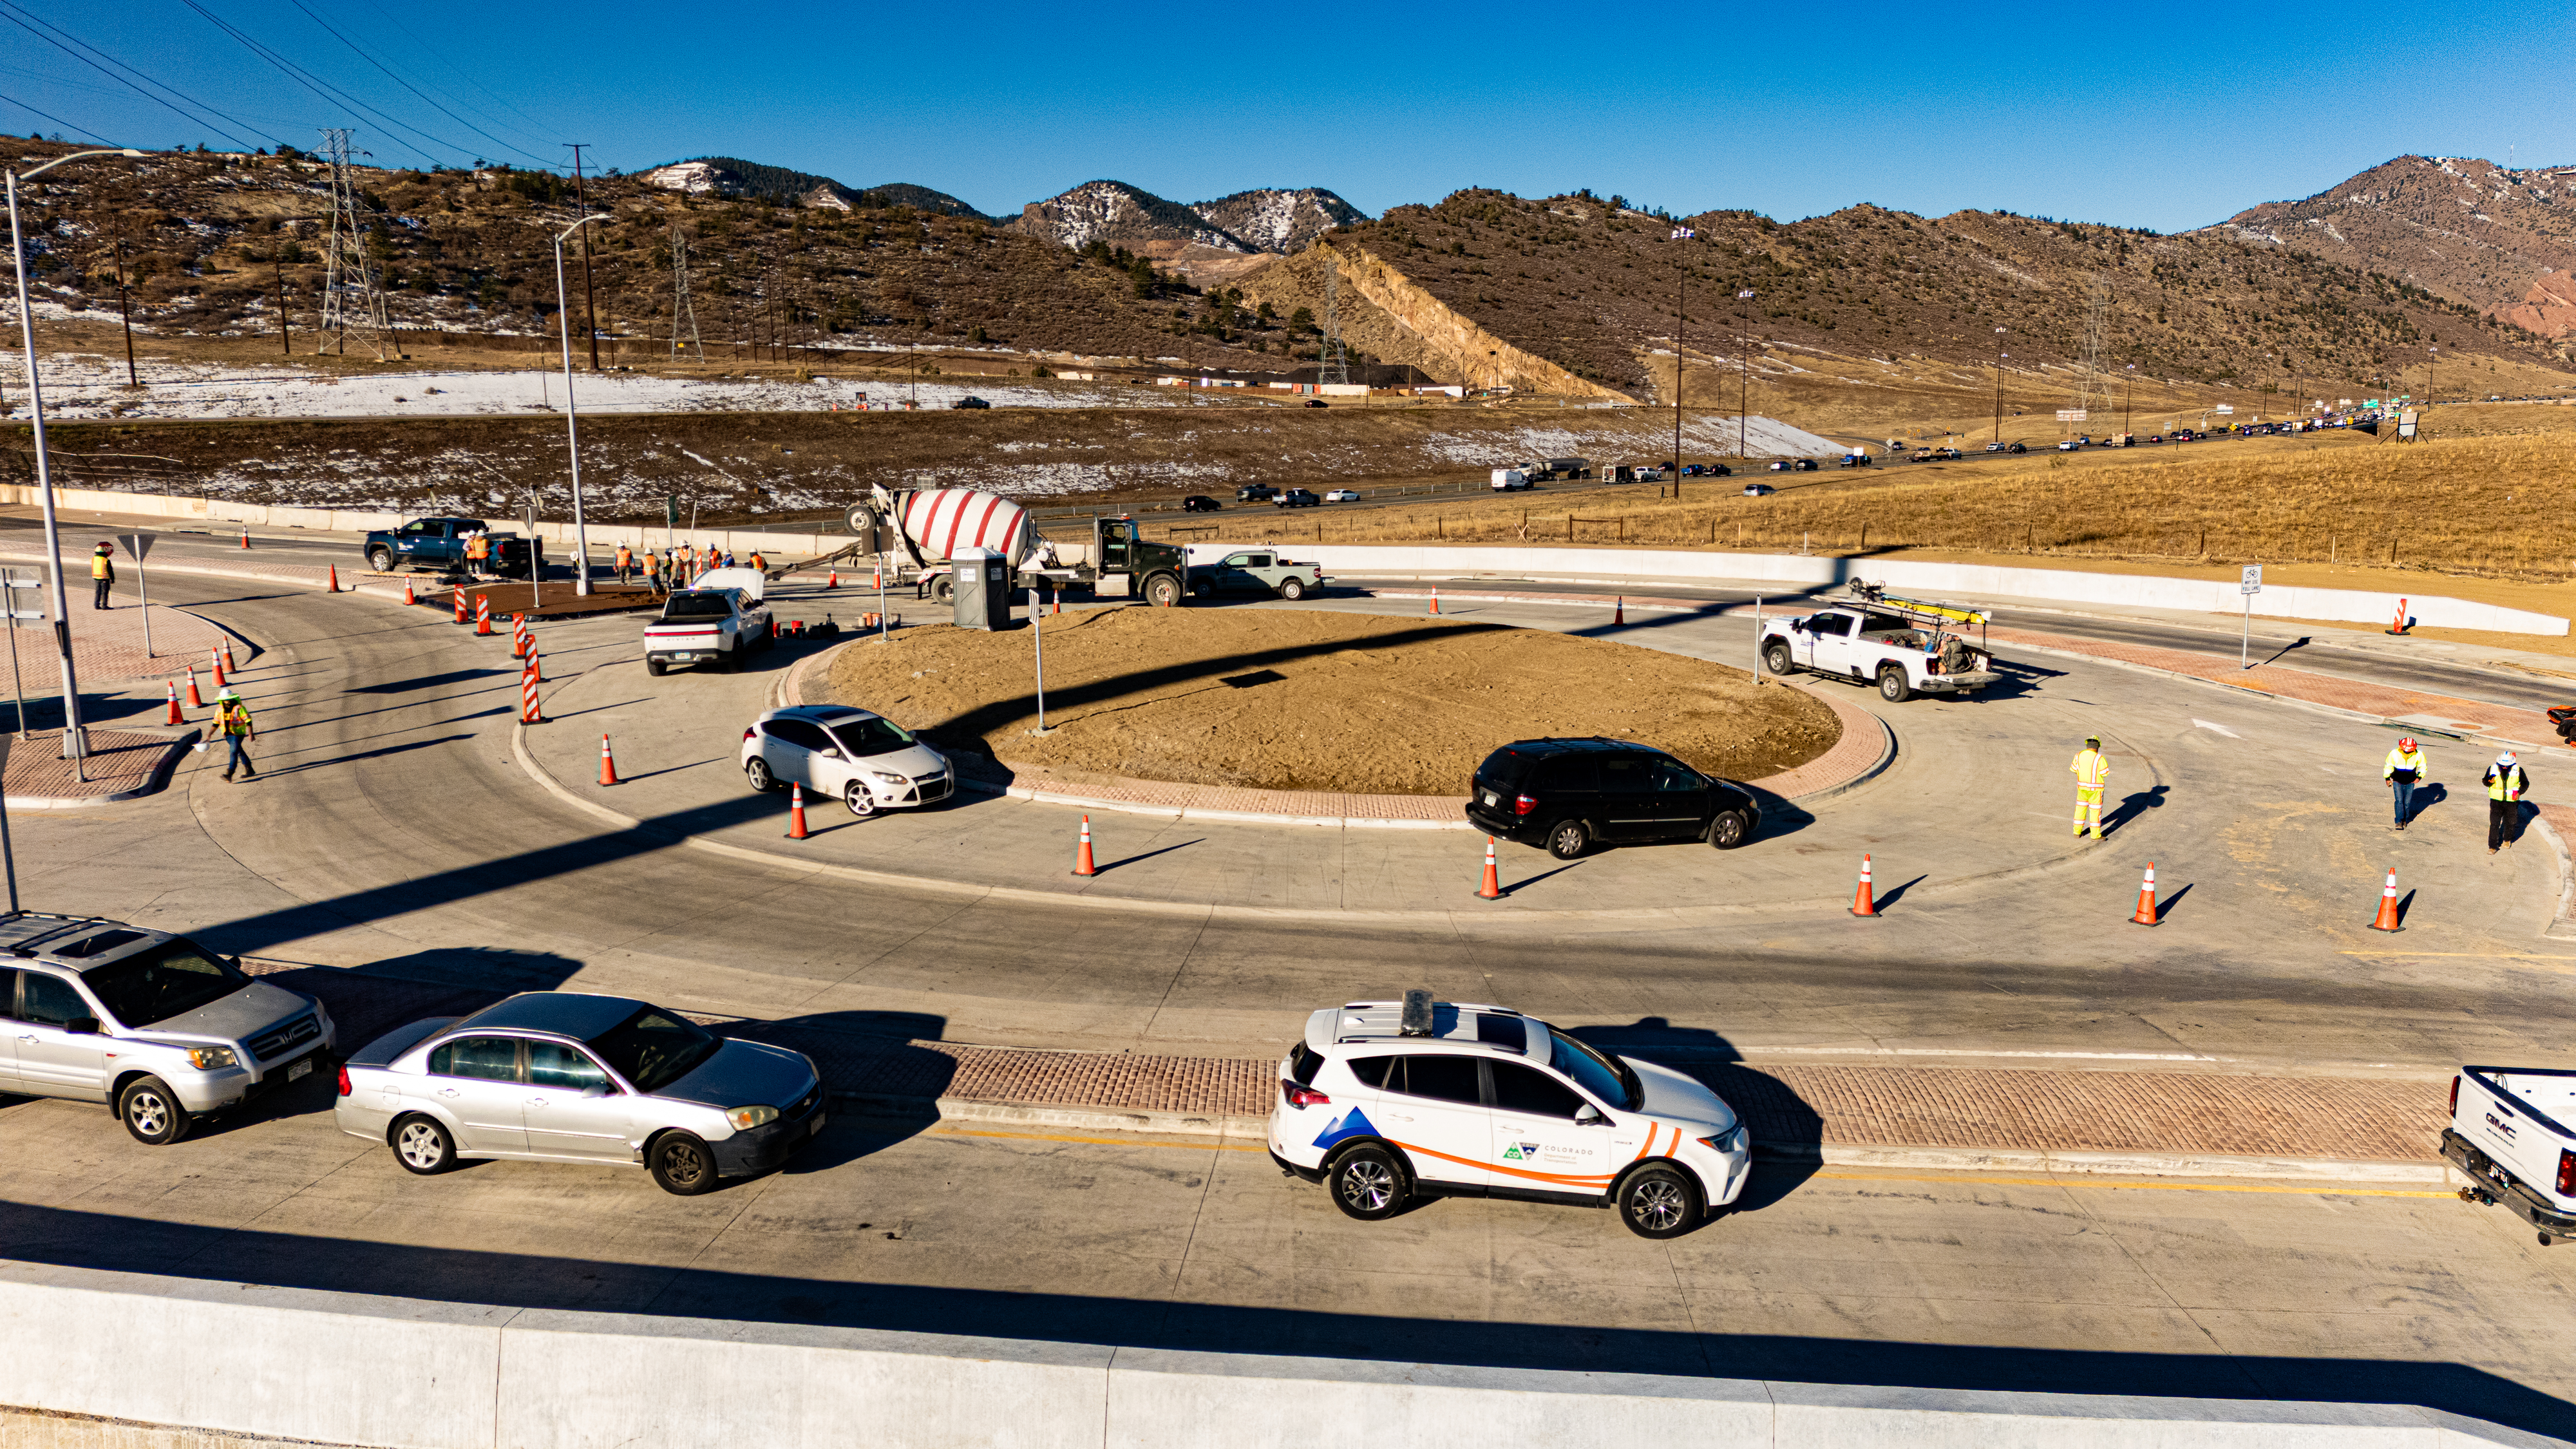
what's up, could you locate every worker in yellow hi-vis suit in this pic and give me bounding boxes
[2070,734,2109,839]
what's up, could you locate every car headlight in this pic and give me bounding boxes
[866,770,907,784]
[185,1046,238,1071]
[1698,1124,1746,1154]
[726,1104,781,1132]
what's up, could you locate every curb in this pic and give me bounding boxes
[4,728,200,809]
[836,1092,2456,1185]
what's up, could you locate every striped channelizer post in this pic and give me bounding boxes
[520,654,543,724]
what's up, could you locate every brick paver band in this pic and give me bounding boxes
[2,727,192,800]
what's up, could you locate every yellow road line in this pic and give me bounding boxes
[2342,951,2576,961]
[1814,1170,2449,1198]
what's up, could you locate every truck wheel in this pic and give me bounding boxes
[1144,573,1180,608]
[1763,642,1795,676]
[1276,576,1307,601]
[366,548,395,574]
[933,578,956,605]
[1547,819,1591,860]
[646,660,667,677]
[1879,667,1913,703]
[720,644,743,673]
[2544,1231,2558,1248]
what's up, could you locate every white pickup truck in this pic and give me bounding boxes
[1759,586,2003,703]
[2445,1065,2576,1247]
[644,567,773,676]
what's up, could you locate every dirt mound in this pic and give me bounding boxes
[823,608,1839,795]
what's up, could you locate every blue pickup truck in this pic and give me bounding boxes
[362,517,544,578]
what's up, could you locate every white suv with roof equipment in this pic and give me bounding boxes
[1269,992,1751,1238]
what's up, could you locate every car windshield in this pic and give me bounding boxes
[828,715,916,757]
[661,594,732,620]
[79,942,247,1028]
[1545,1025,1640,1110]
[586,1007,720,1093]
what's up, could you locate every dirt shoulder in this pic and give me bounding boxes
[822,607,1839,794]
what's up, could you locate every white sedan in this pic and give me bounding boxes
[739,705,954,817]
[1323,488,1363,502]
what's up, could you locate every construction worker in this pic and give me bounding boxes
[2069,734,2109,839]
[676,543,696,583]
[212,687,256,782]
[2483,750,2530,855]
[746,549,766,574]
[2383,736,2427,830]
[90,542,115,609]
[464,531,491,578]
[614,542,634,585]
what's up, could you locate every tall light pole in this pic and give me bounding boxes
[2123,363,2136,435]
[549,214,606,596]
[9,147,144,768]
[1671,225,1695,477]
[1735,290,1756,460]
[1992,327,2007,444]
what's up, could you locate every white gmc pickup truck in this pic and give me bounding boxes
[1760,585,2003,703]
[2445,1065,2576,1247]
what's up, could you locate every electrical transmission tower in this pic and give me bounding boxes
[2069,274,2112,421]
[668,226,704,360]
[1318,247,1349,386]
[314,129,392,359]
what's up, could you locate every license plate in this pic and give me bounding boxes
[670,653,696,661]
[288,1058,313,1081]
[809,1112,827,1137]
[1483,791,1499,806]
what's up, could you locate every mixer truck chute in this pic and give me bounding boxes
[855,484,1189,609]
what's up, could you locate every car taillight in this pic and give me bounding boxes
[2561,1148,2575,1198]
[2450,1075,2461,1115]
[743,727,757,741]
[1280,1079,1329,1108]
[336,1065,352,1097]
[1514,793,1537,817]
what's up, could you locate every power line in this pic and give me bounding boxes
[350,0,562,154]
[0,91,120,146]
[0,2,274,150]
[279,0,556,168]
[177,0,461,167]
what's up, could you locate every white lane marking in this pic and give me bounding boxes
[1745,1046,2221,1062]
[2192,719,2242,738]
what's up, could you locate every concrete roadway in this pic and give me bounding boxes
[0,1083,2570,1440]
[13,559,2576,1080]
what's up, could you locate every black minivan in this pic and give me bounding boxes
[1464,738,1761,860]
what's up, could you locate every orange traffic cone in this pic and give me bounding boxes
[1073,815,1097,876]
[163,679,184,724]
[599,734,620,786]
[1050,592,1061,617]
[184,664,204,708]
[786,782,809,840]
[238,526,249,549]
[1613,596,1625,625]
[826,570,839,589]
[211,649,226,690]
[1848,854,1879,917]
[327,564,339,593]
[475,595,493,636]
[1476,837,1502,900]
[2129,862,2161,926]
[2369,866,2404,932]
[403,576,416,606]
[2385,597,2412,636]
[222,641,237,674]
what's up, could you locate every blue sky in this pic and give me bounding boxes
[6,0,2567,233]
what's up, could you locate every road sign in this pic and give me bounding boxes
[2240,565,2262,595]
[2214,404,2235,415]
[121,533,155,562]
[2056,409,2087,421]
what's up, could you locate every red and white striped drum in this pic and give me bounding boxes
[896,488,1034,569]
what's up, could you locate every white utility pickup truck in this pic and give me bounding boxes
[1759,583,2003,703]
[644,567,773,676]
[2445,1065,2576,1247]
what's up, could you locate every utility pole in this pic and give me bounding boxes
[2123,363,2136,434]
[1992,327,2007,443]
[668,226,702,360]
[1671,224,1694,474]
[1320,247,1349,387]
[314,129,390,359]
[1736,290,1755,460]
[111,236,138,386]
[273,253,290,355]
[565,144,601,370]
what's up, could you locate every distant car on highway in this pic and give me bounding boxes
[2056,440,2080,451]
[1792,458,1819,472]
[336,990,824,1196]
[0,911,336,1146]
[1274,488,1322,508]
[2005,442,2028,454]
[1466,737,1761,860]
[1766,460,1793,473]
[1267,994,1752,1238]
[1304,399,1329,408]
[1984,442,2005,453]
[1323,489,1363,502]
[1180,495,1222,513]
[952,396,990,410]
[741,704,952,817]
[1742,482,1776,497]
[1236,484,1279,502]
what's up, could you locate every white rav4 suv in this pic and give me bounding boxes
[1270,994,1751,1238]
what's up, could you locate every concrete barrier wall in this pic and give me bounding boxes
[0,1260,2547,1448]
[1192,543,2569,637]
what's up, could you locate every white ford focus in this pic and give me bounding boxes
[739,705,954,817]
[1268,993,1752,1238]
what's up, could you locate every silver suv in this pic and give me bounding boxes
[0,912,336,1144]
[1268,993,1751,1238]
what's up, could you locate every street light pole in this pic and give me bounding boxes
[1992,327,2007,444]
[8,147,144,769]
[550,214,607,596]
[2123,363,2136,435]
[1671,224,1695,480]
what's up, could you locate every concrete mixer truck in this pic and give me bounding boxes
[851,484,1190,609]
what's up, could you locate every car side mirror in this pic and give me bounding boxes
[66,1018,100,1036]
[819,747,842,761]
[582,1083,612,1098]
[1573,1104,1605,1126]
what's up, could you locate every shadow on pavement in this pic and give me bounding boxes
[2103,784,2169,835]
[3,1198,2561,1438]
